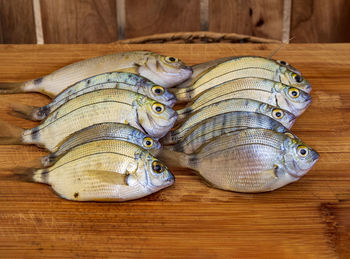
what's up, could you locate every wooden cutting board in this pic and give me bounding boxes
[0,44,349,258]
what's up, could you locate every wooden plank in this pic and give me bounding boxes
[0,0,36,43]
[40,0,118,43]
[125,0,201,39]
[0,43,350,258]
[209,0,284,41]
[291,0,350,43]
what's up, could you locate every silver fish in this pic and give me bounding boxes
[17,140,175,201]
[0,51,193,97]
[162,111,293,153]
[158,129,319,193]
[41,123,161,167]
[11,72,176,121]
[177,78,311,119]
[173,56,311,102]
[164,98,296,145]
[0,89,177,151]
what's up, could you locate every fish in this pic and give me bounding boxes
[161,111,293,153]
[172,56,311,102]
[0,51,193,97]
[157,128,319,193]
[176,78,311,119]
[0,89,177,151]
[40,122,161,167]
[10,72,176,121]
[163,98,296,145]
[13,140,175,201]
[175,56,234,88]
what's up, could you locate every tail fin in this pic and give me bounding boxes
[171,88,191,103]
[176,107,192,122]
[160,131,179,145]
[40,154,57,167]
[10,166,47,183]
[0,82,26,94]
[9,103,42,121]
[0,120,25,144]
[155,148,189,169]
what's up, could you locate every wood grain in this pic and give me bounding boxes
[0,0,36,43]
[209,0,284,41]
[125,0,201,39]
[0,44,350,258]
[40,0,118,43]
[291,0,350,43]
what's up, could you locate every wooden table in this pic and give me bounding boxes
[0,44,349,258]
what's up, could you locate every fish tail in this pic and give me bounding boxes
[0,82,26,94]
[156,148,189,168]
[40,154,57,167]
[160,131,180,145]
[10,166,47,183]
[9,103,44,121]
[176,107,192,122]
[0,120,25,145]
[171,88,191,103]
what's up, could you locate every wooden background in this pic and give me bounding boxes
[0,0,350,44]
[0,43,349,258]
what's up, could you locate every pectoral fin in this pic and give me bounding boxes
[85,170,129,186]
[260,165,279,179]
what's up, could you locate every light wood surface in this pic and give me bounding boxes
[0,44,349,258]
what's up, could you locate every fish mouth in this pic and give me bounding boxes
[165,173,175,186]
[167,97,177,107]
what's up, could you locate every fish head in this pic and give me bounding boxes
[277,65,312,93]
[142,83,177,107]
[136,97,178,139]
[139,54,193,88]
[282,135,319,178]
[142,153,175,190]
[259,103,296,129]
[130,128,161,150]
[274,83,312,116]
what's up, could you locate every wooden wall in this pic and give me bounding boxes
[0,0,349,44]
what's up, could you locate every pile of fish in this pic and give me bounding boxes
[158,56,319,193]
[0,51,319,201]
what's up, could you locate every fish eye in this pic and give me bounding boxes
[297,145,309,157]
[152,86,165,95]
[279,60,288,66]
[272,109,284,119]
[152,161,165,174]
[288,88,300,98]
[292,73,303,83]
[165,56,179,63]
[152,103,165,114]
[143,137,154,148]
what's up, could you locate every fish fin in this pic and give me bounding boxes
[0,82,26,94]
[39,154,57,168]
[171,88,191,103]
[0,120,25,145]
[9,103,43,121]
[260,165,279,179]
[160,131,178,145]
[85,170,129,186]
[116,67,139,74]
[176,107,192,122]
[155,148,189,169]
[9,166,45,183]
